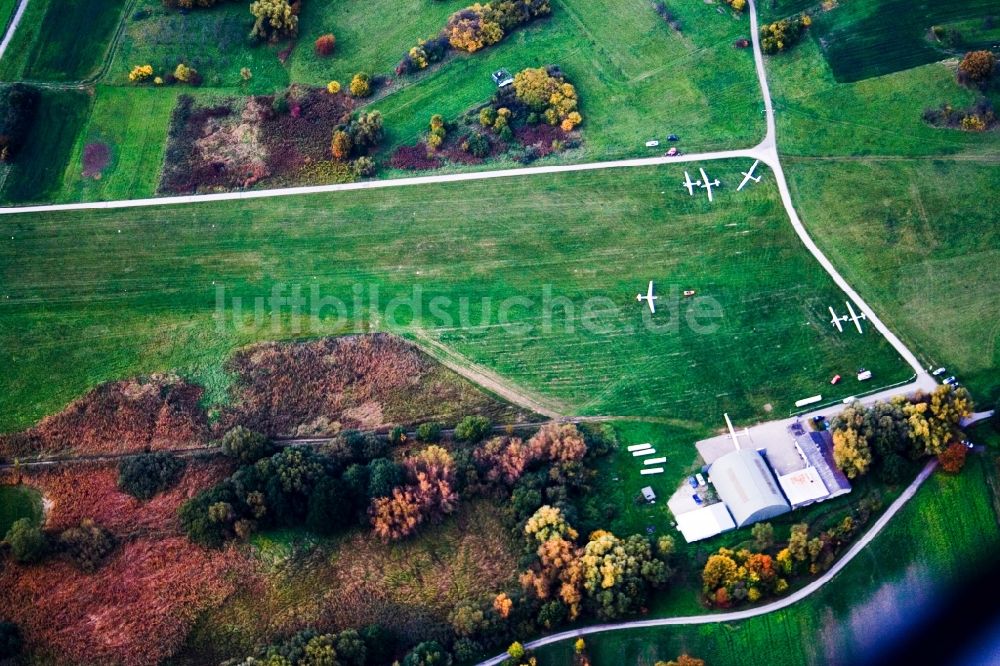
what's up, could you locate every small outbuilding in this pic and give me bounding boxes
[641,486,657,502]
[491,69,514,87]
[708,449,790,527]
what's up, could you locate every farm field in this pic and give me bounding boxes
[535,452,1000,665]
[0,164,912,434]
[0,0,130,82]
[761,14,1000,406]
[767,38,1000,158]
[761,0,1000,81]
[59,86,181,203]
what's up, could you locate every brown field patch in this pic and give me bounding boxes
[0,536,254,666]
[0,375,209,459]
[2,458,232,537]
[215,333,528,437]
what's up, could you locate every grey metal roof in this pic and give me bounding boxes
[709,449,790,527]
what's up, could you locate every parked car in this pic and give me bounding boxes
[944,376,957,385]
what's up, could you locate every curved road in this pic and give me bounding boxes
[476,0,938,662]
[477,459,938,666]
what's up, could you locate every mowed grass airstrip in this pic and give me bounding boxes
[0,0,764,204]
[0,163,910,434]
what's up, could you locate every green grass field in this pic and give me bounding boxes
[768,38,1000,158]
[58,86,181,203]
[0,0,18,31]
[761,0,1000,81]
[0,0,130,82]
[784,158,1000,404]
[536,453,1000,665]
[0,484,43,537]
[761,11,1000,406]
[0,164,910,433]
[0,88,92,204]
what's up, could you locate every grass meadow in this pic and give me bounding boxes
[535,453,1000,665]
[0,0,129,82]
[761,0,1000,81]
[0,164,910,433]
[0,88,92,204]
[784,159,1000,405]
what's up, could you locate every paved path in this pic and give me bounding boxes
[477,458,938,665]
[0,0,28,61]
[0,147,764,215]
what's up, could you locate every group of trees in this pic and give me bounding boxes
[178,421,619,662]
[517,505,674,622]
[4,517,116,572]
[511,67,582,131]
[702,508,876,607]
[759,14,811,54]
[922,98,997,132]
[396,0,550,74]
[472,66,582,145]
[427,114,449,150]
[330,110,383,176]
[181,427,409,547]
[830,385,974,481]
[0,83,39,163]
[128,63,202,86]
[369,445,459,540]
[227,626,395,666]
[118,451,187,499]
[702,546,787,606]
[250,0,300,41]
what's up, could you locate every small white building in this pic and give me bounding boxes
[641,486,656,502]
[675,503,736,542]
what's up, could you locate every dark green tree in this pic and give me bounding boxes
[5,518,47,564]
[455,415,492,443]
[118,451,187,500]
[220,426,272,464]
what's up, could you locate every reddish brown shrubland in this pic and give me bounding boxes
[0,375,209,459]
[0,537,252,666]
[159,88,354,194]
[216,334,521,437]
[4,460,231,537]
